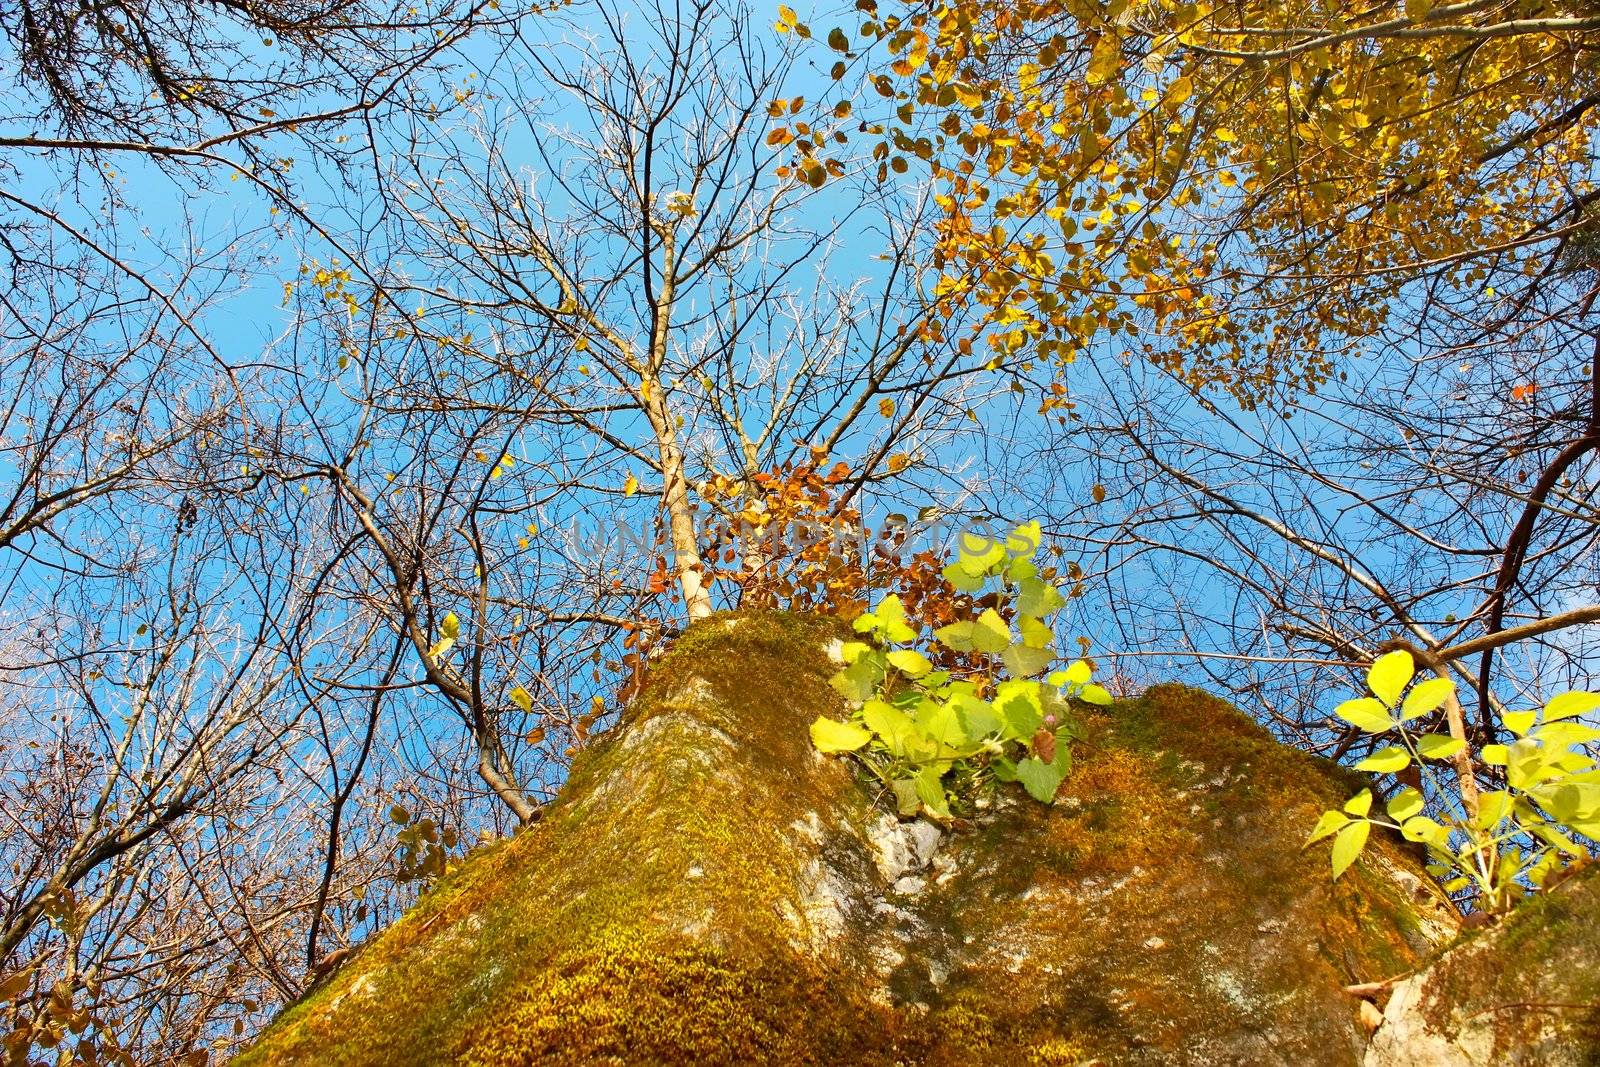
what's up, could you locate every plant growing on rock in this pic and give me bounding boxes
[810,521,1111,819]
[1309,649,1600,911]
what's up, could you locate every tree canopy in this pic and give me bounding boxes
[1,0,1598,1060]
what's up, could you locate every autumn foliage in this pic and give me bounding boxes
[779,0,1600,406]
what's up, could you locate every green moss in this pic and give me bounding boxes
[240,621,1457,1067]
[241,612,861,1067]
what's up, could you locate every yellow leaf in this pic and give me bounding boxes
[1085,41,1121,86]
[624,473,639,496]
[878,398,895,417]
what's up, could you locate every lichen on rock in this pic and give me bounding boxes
[238,612,1463,1066]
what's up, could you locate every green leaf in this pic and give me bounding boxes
[1078,683,1113,706]
[1476,790,1512,830]
[1015,756,1065,803]
[915,699,967,748]
[1416,734,1466,761]
[994,681,1044,738]
[1533,721,1600,747]
[1002,641,1054,679]
[1401,816,1443,844]
[1507,738,1545,791]
[1503,710,1536,737]
[971,609,1010,654]
[1386,787,1425,822]
[891,779,920,817]
[1016,577,1066,618]
[1544,690,1600,722]
[1051,729,1074,773]
[1481,743,1510,766]
[1334,697,1393,733]
[934,620,975,651]
[1354,747,1411,773]
[952,693,1001,739]
[1005,520,1043,556]
[1569,818,1600,841]
[1366,650,1414,707]
[810,715,871,752]
[1017,613,1054,649]
[955,528,1007,576]
[886,649,933,678]
[1343,789,1374,817]
[863,700,918,757]
[1330,820,1371,880]
[1057,660,1092,686]
[1305,809,1350,845]
[1528,819,1584,857]
[1401,676,1454,720]
[838,640,872,663]
[873,594,917,643]
[1554,750,1598,773]
[1005,554,1039,582]
[830,654,883,702]
[915,764,951,819]
[1544,782,1600,822]
[941,561,986,593]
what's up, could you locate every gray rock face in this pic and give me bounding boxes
[866,812,943,883]
[1365,865,1600,1066]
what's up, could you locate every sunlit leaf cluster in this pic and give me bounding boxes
[1311,650,1600,910]
[810,521,1111,818]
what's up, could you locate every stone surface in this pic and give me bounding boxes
[1365,864,1600,1066]
[239,612,1463,1066]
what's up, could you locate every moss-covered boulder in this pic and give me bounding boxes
[239,612,1458,1066]
[1365,862,1600,1065]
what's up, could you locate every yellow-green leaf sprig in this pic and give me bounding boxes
[810,520,1111,819]
[1310,650,1599,910]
